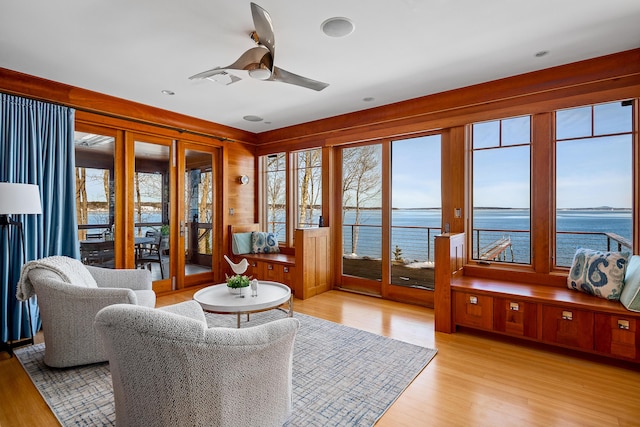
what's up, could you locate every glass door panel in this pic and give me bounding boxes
[341,144,383,288]
[133,139,172,290]
[74,129,117,268]
[183,147,215,281]
[390,135,441,290]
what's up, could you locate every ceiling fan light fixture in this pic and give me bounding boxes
[321,17,354,38]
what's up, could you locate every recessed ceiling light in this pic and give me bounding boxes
[161,90,175,95]
[321,17,354,38]
[535,50,549,58]
[363,97,375,102]
[243,115,263,122]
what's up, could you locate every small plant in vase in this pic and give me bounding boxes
[225,273,251,295]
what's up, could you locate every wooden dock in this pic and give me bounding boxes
[479,236,513,261]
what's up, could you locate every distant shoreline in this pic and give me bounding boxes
[343,207,633,211]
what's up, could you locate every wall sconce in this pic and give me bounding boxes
[238,175,249,185]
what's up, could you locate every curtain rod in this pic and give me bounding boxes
[1,90,236,143]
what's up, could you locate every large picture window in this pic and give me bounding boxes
[555,100,633,266]
[471,116,531,264]
[263,152,287,243]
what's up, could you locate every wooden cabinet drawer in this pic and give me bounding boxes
[282,265,295,290]
[594,314,640,361]
[246,260,262,279]
[493,298,537,338]
[454,292,493,330]
[262,262,284,283]
[542,305,594,350]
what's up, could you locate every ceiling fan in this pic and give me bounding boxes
[189,2,329,91]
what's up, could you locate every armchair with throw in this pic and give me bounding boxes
[94,300,299,427]
[17,255,155,368]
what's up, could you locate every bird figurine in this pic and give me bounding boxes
[250,278,259,297]
[224,255,249,275]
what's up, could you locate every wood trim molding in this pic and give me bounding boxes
[257,48,640,147]
[0,67,257,144]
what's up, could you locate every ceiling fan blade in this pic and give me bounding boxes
[250,3,275,55]
[271,67,329,91]
[189,46,270,80]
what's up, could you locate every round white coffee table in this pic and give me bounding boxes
[193,281,293,328]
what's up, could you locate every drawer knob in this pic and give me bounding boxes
[469,296,478,305]
[561,311,573,321]
[284,267,289,273]
[618,319,630,330]
[267,264,274,270]
[509,302,520,311]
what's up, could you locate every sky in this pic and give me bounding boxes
[80,100,633,210]
[472,100,632,209]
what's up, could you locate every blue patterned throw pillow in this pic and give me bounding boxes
[567,248,630,300]
[251,231,280,254]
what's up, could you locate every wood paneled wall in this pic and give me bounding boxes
[2,48,639,300]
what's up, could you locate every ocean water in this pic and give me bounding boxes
[343,208,632,267]
[87,208,632,267]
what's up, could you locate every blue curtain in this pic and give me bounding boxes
[1,93,78,342]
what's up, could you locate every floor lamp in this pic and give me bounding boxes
[0,182,42,356]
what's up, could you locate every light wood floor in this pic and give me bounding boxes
[1,289,639,426]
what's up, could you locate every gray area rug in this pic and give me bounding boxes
[15,310,437,426]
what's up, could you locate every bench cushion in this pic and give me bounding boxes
[621,255,640,312]
[567,248,629,301]
[232,232,253,255]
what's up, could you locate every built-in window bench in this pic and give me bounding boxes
[435,233,640,363]
[228,224,330,299]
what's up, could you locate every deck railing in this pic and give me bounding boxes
[341,224,632,267]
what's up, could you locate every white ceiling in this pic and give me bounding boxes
[2,0,639,133]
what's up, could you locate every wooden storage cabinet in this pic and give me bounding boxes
[246,260,295,289]
[493,298,537,339]
[229,225,329,299]
[454,292,493,330]
[436,234,640,363]
[594,314,640,360]
[541,305,594,350]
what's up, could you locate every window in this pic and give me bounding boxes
[263,153,287,242]
[555,100,633,266]
[472,116,531,264]
[391,135,441,290]
[341,144,383,280]
[294,148,322,228]
[74,132,116,240]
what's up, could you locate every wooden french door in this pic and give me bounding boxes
[126,135,220,292]
[177,142,220,288]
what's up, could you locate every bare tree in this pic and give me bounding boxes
[342,145,381,254]
[75,168,88,240]
[198,171,212,254]
[297,149,321,227]
[266,154,286,233]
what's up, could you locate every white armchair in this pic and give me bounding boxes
[94,301,299,427]
[17,256,155,368]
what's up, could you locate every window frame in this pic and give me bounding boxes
[469,115,533,266]
[553,100,634,268]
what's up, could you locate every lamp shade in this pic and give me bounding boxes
[0,183,42,215]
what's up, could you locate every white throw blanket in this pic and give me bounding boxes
[16,256,95,301]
